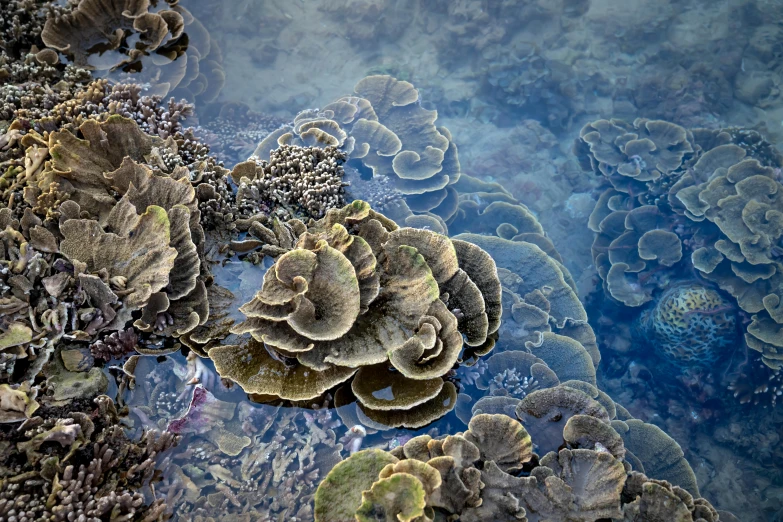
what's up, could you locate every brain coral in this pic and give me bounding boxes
[253,75,461,222]
[209,200,501,429]
[638,282,738,368]
[314,410,722,521]
[576,118,783,402]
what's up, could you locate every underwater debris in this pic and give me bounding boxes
[314,411,722,521]
[209,200,501,429]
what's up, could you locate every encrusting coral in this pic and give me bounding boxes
[207,200,501,429]
[314,411,722,521]
[576,117,783,404]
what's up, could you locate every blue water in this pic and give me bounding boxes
[123,1,783,519]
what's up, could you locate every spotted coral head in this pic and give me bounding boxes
[638,282,738,368]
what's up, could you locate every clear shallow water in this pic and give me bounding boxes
[124,0,783,519]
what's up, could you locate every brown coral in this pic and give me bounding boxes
[41,0,224,102]
[314,411,722,521]
[211,200,500,428]
[253,75,461,221]
[577,118,783,402]
[0,395,178,521]
[231,144,349,220]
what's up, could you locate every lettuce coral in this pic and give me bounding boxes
[314,411,723,521]
[209,200,501,429]
[254,75,461,222]
[41,0,224,102]
[576,118,783,404]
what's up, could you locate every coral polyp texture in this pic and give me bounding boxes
[576,117,783,403]
[231,144,349,220]
[208,200,501,429]
[314,411,722,521]
[254,75,462,223]
[638,282,738,368]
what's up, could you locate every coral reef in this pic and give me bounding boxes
[126,354,345,521]
[207,200,501,429]
[253,75,462,223]
[637,282,738,368]
[0,114,231,387]
[314,412,722,521]
[41,0,225,102]
[0,0,73,59]
[2,77,196,207]
[576,118,783,404]
[0,7,758,517]
[0,395,178,521]
[231,144,349,220]
[395,2,588,129]
[318,0,415,49]
[194,101,286,167]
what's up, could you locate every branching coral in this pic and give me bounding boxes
[195,101,286,167]
[314,411,723,521]
[231,144,349,220]
[253,75,462,222]
[0,395,178,521]
[125,355,345,521]
[0,0,74,59]
[208,200,501,429]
